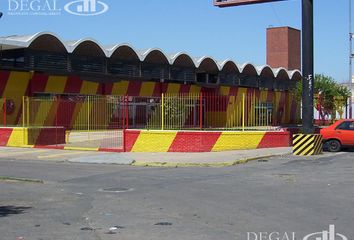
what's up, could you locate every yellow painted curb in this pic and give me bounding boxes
[63,147,100,151]
[131,154,280,168]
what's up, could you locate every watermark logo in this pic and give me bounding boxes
[303,225,347,240]
[64,0,109,16]
[8,0,61,16]
[247,225,348,240]
[7,0,109,16]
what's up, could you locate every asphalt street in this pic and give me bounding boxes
[0,151,353,240]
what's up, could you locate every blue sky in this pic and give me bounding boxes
[0,0,350,82]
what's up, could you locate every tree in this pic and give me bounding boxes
[292,74,351,121]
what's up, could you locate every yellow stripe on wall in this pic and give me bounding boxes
[140,82,156,96]
[7,128,29,147]
[2,72,31,125]
[32,76,67,128]
[189,85,201,94]
[260,90,268,103]
[166,83,181,94]
[111,81,129,95]
[131,131,177,152]
[80,81,99,95]
[70,81,100,130]
[45,76,67,93]
[219,86,230,96]
[212,132,265,151]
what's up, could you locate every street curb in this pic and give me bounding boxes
[0,176,44,183]
[131,153,290,168]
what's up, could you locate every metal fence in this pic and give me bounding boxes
[145,93,276,130]
[0,93,283,150]
[22,95,126,150]
[0,93,282,131]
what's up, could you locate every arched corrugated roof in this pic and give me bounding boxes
[257,65,275,78]
[66,38,106,56]
[108,44,140,61]
[139,48,169,64]
[28,32,68,53]
[239,63,258,76]
[0,32,302,80]
[219,60,240,73]
[195,56,219,72]
[289,70,302,81]
[0,31,69,52]
[169,52,196,67]
[274,68,290,80]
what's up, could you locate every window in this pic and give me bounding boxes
[336,121,354,131]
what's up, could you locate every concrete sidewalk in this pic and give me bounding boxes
[124,147,292,167]
[0,146,293,167]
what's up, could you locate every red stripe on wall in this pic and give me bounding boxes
[160,83,169,94]
[127,81,142,96]
[179,84,191,95]
[64,76,83,93]
[290,98,298,123]
[29,73,49,96]
[276,92,286,125]
[257,132,291,148]
[266,91,273,103]
[124,130,141,152]
[254,88,260,99]
[168,132,222,152]
[34,127,66,146]
[0,128,13,146]
[152,83,168,96]
[229,87,238,96]
[97,83,104,95]
[0,71,10,97]
[56,76,83,129]
[201,87,217,95]
[103,83,114,95]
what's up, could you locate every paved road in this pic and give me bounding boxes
[0,151,353,240]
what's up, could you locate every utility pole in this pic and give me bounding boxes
[214,0,315,133]
[301,0,314,133]
[349,0,353,118]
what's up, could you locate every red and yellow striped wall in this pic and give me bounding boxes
[0,70,301,127]
[124,130,291,152]
[0,128,290,153]
[0,127,65,147]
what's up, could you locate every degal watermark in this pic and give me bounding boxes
[7,0,109,16]
[247,231,296,240]
[247,225,348,240]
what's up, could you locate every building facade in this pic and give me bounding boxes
[0,32,302,128]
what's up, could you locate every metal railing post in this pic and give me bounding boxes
[22,96,26,145]
[125,96,129,129]
[87,96,90,141]
[242,93,245,132]
[161,93,165,130]
[26,96,29,127]
[3,97,6,127]
[200,92,203,130]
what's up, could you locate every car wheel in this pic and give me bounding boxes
[327,140,341,152]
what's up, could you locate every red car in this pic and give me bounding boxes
[320,119,354,152]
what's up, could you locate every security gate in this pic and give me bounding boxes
[24,95,127,151]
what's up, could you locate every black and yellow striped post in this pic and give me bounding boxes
[293,134,323,156]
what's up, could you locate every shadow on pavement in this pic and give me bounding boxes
[0,206,32,217]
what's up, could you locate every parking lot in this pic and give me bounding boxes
[0,148,353,240]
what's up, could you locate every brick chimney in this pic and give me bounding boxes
[266,26,301,70]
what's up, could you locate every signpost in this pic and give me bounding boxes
[214,0,315,134]
[214,0,286,7]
